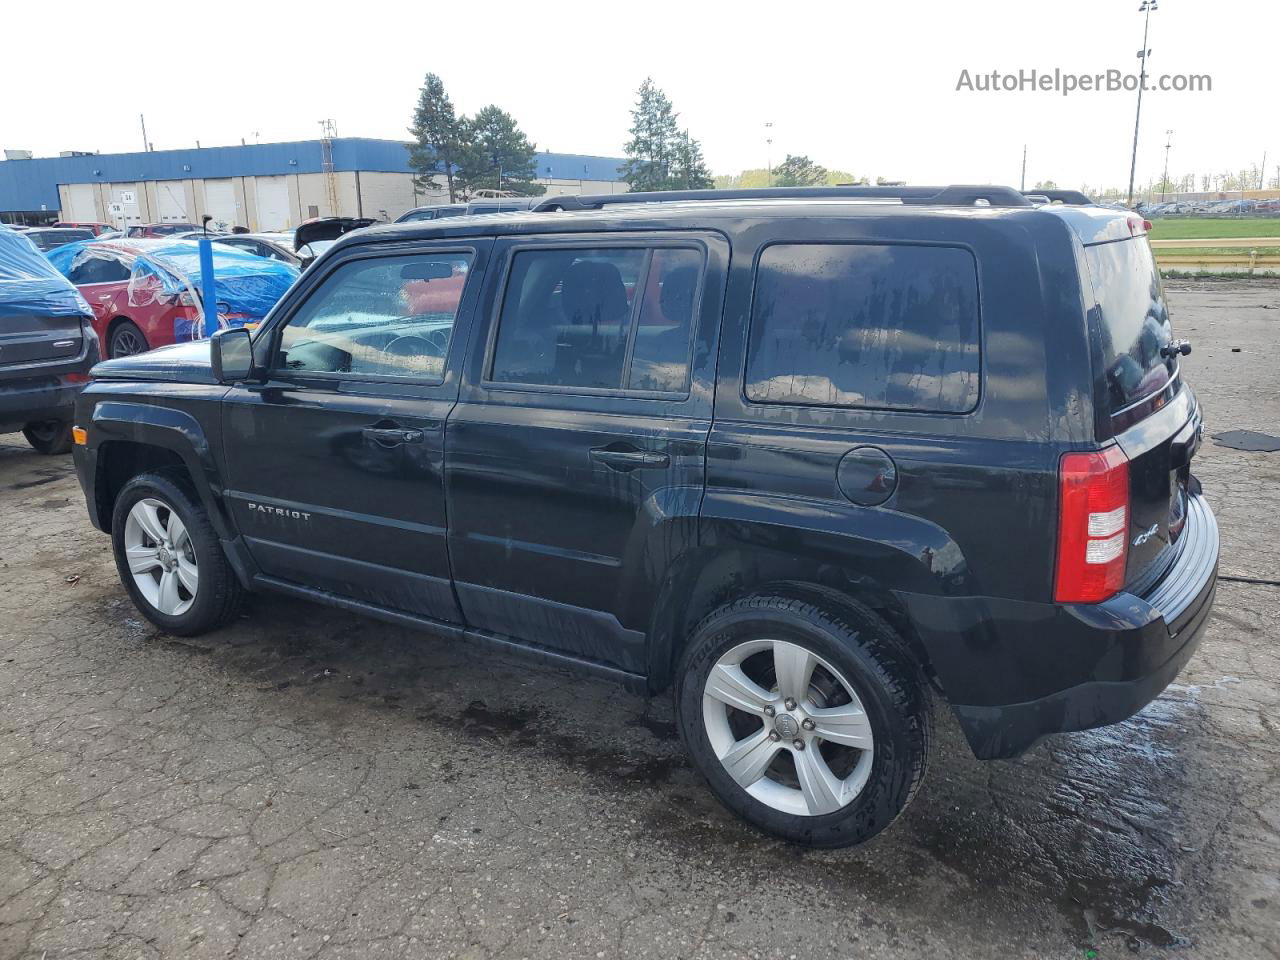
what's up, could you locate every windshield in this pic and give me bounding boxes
[1084,237,1176,418]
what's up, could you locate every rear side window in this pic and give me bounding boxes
[489,246,701,394]
[745,243,981,413]
[1084,238,1175,415]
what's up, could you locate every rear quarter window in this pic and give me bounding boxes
[745,243,981,413]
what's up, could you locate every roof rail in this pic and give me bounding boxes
[531,184,1033,213]
[1021,189,1094,206]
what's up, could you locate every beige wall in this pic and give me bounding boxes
[54,171,629,228]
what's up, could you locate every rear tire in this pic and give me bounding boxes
[22,420,73,455]
[675,587,932,848]
[111,472,244,636]
[109,320,148,359]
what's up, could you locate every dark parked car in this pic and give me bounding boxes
[395,196,539,223]
[22,227,96,251]
[0,225,99,453]
[69,186,1218,847]
[125,222,200,238]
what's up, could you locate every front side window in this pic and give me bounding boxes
[489,246,702,393]
[745,243,980,413]
[276,252,472,381]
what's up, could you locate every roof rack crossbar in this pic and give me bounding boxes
[532,185,1033,213]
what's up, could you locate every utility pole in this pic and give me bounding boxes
[1260,151,1267,190]
[1161,130,1172,201]
[1127,0,1158,207]
[765,121,774,186]
[1020,145,1027,191]
[140,114,149,152]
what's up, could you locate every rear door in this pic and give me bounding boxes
[445,233,726,673]
[221,240,492,622]
[1083,234,1199,585]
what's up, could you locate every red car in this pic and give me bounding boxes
[60,241,203,358]
[53,221,115,236]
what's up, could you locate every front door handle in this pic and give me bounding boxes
[363,426,425,447]
[590,446,670,470]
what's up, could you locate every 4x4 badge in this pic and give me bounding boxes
[1132,523,1160,547]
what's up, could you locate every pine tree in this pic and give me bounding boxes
[454,106,545,198]
[670,130,714,190]
[619,78,682,191]
[406,73,466,202]
[773,154,829,187]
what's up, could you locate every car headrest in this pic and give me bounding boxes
[560,259,629,327]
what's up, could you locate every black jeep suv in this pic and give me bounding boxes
[71,186,1218,848]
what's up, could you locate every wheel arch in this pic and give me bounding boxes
[88,401,231,540]
[646,543,940,696]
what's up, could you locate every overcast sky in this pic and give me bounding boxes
[3,0,1274,191]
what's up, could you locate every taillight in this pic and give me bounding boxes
[1054,445,1130,604]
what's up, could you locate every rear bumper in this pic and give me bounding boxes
[902,491,1219,759]
[0,376,81,434]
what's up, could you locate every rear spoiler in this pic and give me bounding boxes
[1021,189,1094,206]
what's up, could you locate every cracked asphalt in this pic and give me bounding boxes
[1,278,1278,960]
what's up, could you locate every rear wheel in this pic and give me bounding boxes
[109,320,148,359]
[675,589,932,848]
[22,420,73,455]
[111,472,244,635]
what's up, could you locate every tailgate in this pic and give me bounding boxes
[0,312,85,371]
[1114,389,1202,586]
[1082,233,1198,587]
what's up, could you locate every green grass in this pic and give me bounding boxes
[1147,218,1280,240]
[1157,246,1280,257]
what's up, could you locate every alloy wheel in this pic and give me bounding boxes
[702,638,874,816]
[123,498,198,616]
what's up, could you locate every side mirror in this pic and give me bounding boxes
[211,327,254,383]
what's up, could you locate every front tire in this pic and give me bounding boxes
[675,588,932,848]
[22,420,73,455]
[111,472,244,635]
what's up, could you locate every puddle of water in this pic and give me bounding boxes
[1212,429,1280,452]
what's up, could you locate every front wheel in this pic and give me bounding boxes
[675,589,932,848]
[22,420,73,455]
[111,472,244,635]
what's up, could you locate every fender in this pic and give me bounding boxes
[87,398,234,539]
[645,491,973,691]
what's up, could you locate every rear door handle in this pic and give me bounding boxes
[362,427,425,447]
[590,446,670,470]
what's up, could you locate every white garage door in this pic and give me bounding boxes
[65,183,98,222]
[109,183,142,230]
[156,181,189,222]
[254,176,291,232]
[204,179,239,230]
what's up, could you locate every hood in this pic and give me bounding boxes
[90,339,217,384]
[294,218,376,252]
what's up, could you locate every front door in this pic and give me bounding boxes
[221,240,491,623]
[445,234,726,672]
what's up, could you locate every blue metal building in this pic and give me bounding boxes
[0,138,628,222]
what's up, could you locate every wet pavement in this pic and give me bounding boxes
[0,278,1277,959]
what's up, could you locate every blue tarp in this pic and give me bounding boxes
[0,224,93,320]
[47,238,299,340]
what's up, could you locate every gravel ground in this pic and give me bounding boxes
[0,279,1277,960]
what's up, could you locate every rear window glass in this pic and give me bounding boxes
[1084,238,1175,415]
[745,243,981,413]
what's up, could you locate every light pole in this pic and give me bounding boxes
[1161,129,1173,202]
[765,122,774,186]
[1127,0,1157,207]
